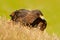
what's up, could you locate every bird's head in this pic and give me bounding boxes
[31,10,45,20]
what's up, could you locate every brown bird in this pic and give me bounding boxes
[10,9,47,31]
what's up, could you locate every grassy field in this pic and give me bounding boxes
[0,0,60,38]
[0,17,60,40]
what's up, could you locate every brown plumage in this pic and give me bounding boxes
[10,9,47,31]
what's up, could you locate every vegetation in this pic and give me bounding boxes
[0,17,60,40]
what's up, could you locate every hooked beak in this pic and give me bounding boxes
[39,15,45,20]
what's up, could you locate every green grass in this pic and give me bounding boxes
[0,0,60,37]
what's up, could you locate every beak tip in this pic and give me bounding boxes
[40,15,45,20]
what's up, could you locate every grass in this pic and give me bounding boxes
[0,0,60,38]
[0,17,60,40]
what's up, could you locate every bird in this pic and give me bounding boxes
[10,9,47,31]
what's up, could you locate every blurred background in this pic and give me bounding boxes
[0,0,60,37]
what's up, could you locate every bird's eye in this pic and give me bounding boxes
[36,12,40,16]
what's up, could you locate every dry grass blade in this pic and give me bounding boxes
[0,17,60,40]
